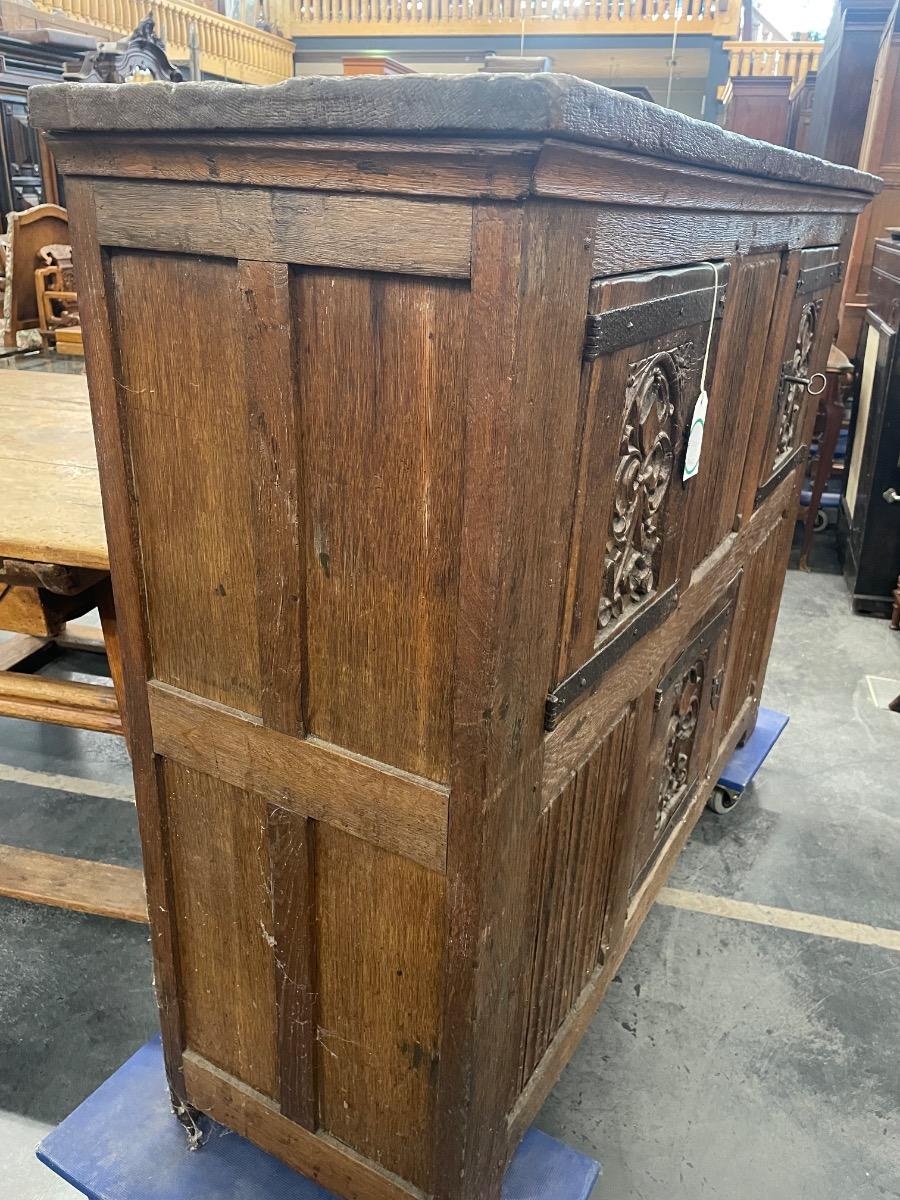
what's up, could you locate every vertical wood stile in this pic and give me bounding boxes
[268,804,319,1129]
[65,177,187,1095]
[434,199,596,1200]
[239,260,305,738]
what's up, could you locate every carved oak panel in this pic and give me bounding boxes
[552,263,729,725]
[630,586,736,892]
[598,344,691,633]
[756,246,843,499]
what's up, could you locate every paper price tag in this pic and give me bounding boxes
[683,388,708,481]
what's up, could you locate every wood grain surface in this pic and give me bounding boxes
[0,370,106,569]
[29,74,879,192]
[93,180,473,279]
[52,98,869,1200]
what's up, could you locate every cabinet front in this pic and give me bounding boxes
[551,262,729,728]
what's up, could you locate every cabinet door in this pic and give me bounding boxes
[550,262,729,728]
[629,585,736,893]
[755,246,843,505]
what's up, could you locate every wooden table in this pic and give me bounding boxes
[0,367,145,922]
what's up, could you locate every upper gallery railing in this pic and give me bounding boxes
[723,39,823,88]
[291,0,740,39]
[31,0,296,83]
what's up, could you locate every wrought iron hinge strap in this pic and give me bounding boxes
[583,285,727,362]
[796,260,843,296]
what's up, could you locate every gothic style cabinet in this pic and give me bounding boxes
[31,75,877,1200]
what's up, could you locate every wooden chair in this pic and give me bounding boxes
[3,203,69,347]
[34,242,83,356]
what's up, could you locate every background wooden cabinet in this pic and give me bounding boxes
[32,73,878,1200]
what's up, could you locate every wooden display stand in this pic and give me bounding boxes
[32,73,878,1200]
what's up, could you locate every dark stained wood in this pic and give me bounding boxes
[38,79,875,1200]
[592,208,850,276]
[240,259,305,737]
[532,140,871,215]
[267,804,318,1129]
[30,74,877,191]
[557,263,728,692]
[689,252,782,567]
[839,3,900,353]
[807,0,893,168]
[723,76,793,146]
[47,132,541,201]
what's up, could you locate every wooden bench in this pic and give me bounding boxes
[0,368,145,922]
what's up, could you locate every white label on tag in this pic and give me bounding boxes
[683,388,708,481]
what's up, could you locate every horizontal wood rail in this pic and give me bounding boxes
[0,845,147,921]
[723,39,823,89]
[148,681,449,872]
[291,0,739,39]
[31,0,295,84]
[0,671,122,735]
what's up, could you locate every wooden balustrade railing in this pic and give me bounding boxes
[31,0,295,83]
[723,40,823,88]
[291,0,739,39]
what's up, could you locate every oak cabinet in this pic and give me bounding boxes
[31,73,878,1200]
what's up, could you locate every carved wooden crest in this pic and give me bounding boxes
[64,14,183,84]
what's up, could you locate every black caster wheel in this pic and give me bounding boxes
[813,508,828,533]
[707,785,741,815]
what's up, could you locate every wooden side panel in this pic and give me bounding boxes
[296,269,467,783]
[162,759,278,1099]
[316,825,445,1190]
[521,707,634,1085]
[690,253,782,565]
[109,253,262,716]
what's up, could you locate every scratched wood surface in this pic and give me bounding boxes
[36,77,876,1200]
[0,370,107,570]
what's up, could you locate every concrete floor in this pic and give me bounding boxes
[1,528,898,1198]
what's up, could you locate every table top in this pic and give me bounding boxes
[0,368,108,571]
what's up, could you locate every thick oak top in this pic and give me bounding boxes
[30,73,878,195]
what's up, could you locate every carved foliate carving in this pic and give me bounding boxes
[775,299,821,460]
[597,344,692,633]
[656,657,705,833]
